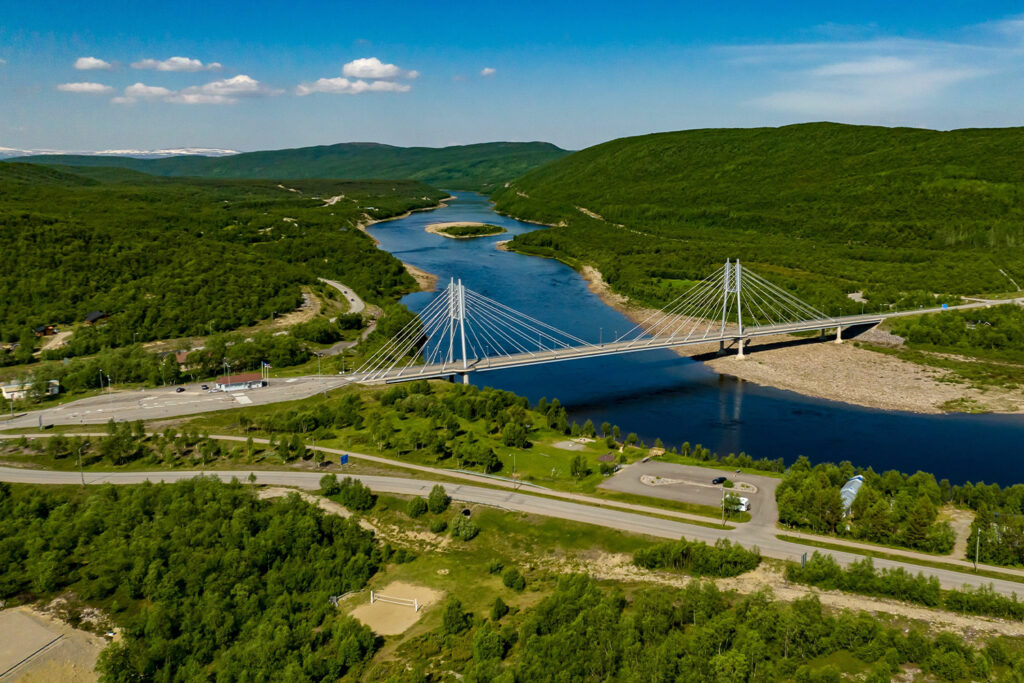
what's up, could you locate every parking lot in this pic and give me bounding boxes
[599,460,779,527]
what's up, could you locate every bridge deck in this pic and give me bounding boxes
[353,313,892,384]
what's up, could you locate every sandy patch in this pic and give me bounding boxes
[348,581,443,635]
[424,222,506,239]
[404,263,438,293]
[322,194,345,207]
[548,553,1024,641]
[40,330,72,352]
[495,240,511,252]
[940,506,976,560]
[0,607,105,682]
[573,264,1024,415]
[704,336,1024,414]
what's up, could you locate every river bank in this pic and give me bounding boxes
[356,196,454,292]
[571,263,1024,415]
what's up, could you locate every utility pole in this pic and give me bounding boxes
[975,531,980,572]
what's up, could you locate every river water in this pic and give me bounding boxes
[368,192,1024,486]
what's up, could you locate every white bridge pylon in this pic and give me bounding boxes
[352,261,876,385]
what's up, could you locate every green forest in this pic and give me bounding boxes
[0,478,401,680]
[776,458,955,554]
[14,140,569,193]
[7,479,1024,682]
[0,163,444,347]
[492,123,1024,314]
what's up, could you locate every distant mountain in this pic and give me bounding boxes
[13,141,570,191]
[0,146,237,160]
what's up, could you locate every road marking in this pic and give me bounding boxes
[235,395,252,404]
[285,378,299,383]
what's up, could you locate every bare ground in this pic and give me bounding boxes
[0,607,105,682]
[348,581,443,635]
[576,264,1024,414]
[940,505,977,560]
[547,552,1024,641]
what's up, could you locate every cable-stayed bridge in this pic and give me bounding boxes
[349,259,959,385]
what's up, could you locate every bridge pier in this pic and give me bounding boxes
[460,372,470,385]
[835,326,843,344]
[736,338,746,359]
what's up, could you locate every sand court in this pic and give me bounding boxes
[349,582,443,635]
[0,607,105,681]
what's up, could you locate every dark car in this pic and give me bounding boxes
[175,387,186,393]
[711,476,727,485]
[201,384,209,390]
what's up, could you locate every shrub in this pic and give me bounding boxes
[336,477,375,511]
[490,596,509,621]
[428,485,451,514]
[450,515,480,541]
[487,559,504,574]
[319,473,341,496]
[633,538,760,577]
[406,496,427,518]
[502,567,526,592]
[429,518,448,534]
[442,597,470,635]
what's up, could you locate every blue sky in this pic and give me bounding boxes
[2,0,1023,152]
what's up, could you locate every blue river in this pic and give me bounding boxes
[368,192,1024,486]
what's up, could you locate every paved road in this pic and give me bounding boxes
[1,376,349,429]
[2,463,1022,596]
[319,278,365,315]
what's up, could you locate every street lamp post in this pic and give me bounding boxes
[77,441,90,488]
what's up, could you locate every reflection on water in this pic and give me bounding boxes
[367,193,1024,485]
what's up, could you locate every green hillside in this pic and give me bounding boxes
[0,162,444,349]
[492,123,1024,313]
[15,141,569,192]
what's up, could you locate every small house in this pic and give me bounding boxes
[215,372,267,392]
[840,475,864,516]
[1,379,60,401]
[33,325,57,337]
[84,311,109,325]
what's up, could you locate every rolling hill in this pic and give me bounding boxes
[14,141,569,192]
[0,162,444,350]
[492,123,1024,312]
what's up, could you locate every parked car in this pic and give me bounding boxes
[711,476,727,485]
[175,387,186,393]
[201,384,209,390]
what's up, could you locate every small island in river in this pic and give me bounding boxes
[425,221,507,239]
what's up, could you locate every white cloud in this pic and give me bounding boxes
[74,56,112,70]
[296,77,411,95]
[342,57,418,80]
[131,57,222,72]
[752,57,987,116]
[810,56,917,77]
[57,82,115,94]
[0,59,6,66]
[125,83,174,98]
[169,75,281,104]
[112,76,275,105]
[480,67,497,77]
